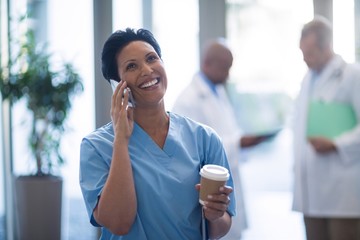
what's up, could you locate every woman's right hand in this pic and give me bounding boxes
[96,80,137,233]
[111,80,134,142]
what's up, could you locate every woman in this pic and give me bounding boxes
[79,28,236,239]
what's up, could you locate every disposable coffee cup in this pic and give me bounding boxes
[199,164,229,205]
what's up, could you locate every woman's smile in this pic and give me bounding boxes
[139,78,159,89]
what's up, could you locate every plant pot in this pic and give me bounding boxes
[14,175,63,240]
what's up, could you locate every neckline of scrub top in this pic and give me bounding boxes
[132,111,178,157]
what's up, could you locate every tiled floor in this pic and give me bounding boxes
[0,198,97,240]
[240,128,306,240]
[1,194,304,240]
[64,198,97,240]
[242,191,305,240]
[0,128,305,240]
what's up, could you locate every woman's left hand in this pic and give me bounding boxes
[195,184,233,222]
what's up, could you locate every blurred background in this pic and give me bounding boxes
[0,0,359,239]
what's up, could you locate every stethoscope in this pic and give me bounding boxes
[330,63,345,80]
[309,62,346,99]
[202,208,206,240]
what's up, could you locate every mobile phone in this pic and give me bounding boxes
[110,79,135,108]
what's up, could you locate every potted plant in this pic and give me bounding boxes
[0,24,83,239]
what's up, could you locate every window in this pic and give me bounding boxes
[47,0,95,238]
[226,0,312,239]
[333,0,355,62]
[152,0,199,110]
[8,0,96,238]
[113,0,199,110]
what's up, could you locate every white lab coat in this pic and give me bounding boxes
[292,55,360,217]
[172,72,247,239]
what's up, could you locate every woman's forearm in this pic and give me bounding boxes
[94,140,137,235]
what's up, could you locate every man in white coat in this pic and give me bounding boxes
[293,16,360,240]
[172,38,265,239]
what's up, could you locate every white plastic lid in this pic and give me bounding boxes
[200,164,229,181]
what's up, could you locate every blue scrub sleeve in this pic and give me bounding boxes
[79,138,110,227]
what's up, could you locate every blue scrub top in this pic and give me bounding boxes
[80,112,236,240]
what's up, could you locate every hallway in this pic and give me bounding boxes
[240,128,306,240]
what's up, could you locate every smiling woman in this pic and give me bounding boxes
[115,43,166,109]
[79,28,236,240]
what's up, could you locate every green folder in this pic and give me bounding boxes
[307,101,357,139]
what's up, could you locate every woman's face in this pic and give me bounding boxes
[116,41,167,108]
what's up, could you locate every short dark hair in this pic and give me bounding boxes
[101,28,162,82]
